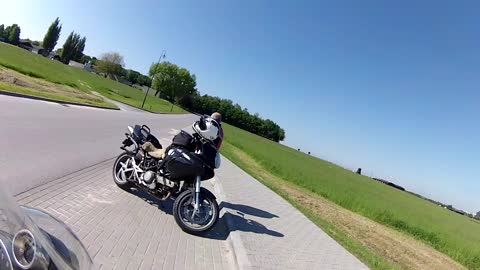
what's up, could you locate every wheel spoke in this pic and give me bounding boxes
[116,167,126,182]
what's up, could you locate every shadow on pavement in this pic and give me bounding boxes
[199,201,284,240]
[125,189,284,240]
[127,187,174,215]
[219,202,279,219]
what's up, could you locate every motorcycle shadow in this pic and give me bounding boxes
[126,188,283,240]
[127,187,174,215]
[200,202,284,240]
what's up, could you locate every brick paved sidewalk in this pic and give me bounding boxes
[13,154,369,270]
[213,157,369,270]
[16,159,236,270]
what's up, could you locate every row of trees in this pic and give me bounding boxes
[93,52,151,86]
[42,18,86,64]
[0,24,21,45]
[182,94,285,142]
[126,69,152,86]
[1,18,87,65]
[143,61,285,141]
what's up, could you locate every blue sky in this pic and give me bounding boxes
[2,0,479,213]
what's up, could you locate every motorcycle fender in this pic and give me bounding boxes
[200,187,216,200]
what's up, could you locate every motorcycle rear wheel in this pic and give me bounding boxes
[173,190,219,234]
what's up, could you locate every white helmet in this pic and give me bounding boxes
[193,117,219,141]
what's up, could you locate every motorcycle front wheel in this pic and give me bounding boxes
[173,190,219,234]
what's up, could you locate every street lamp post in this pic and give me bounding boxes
[141,50,166,109]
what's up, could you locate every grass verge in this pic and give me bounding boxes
[221,123,479,269]
[0,67,116,108]
[221,141,467,270]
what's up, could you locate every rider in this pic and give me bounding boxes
[142,112,223,158]
[210,112,224,150]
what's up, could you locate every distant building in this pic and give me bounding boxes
[18,40,33,51]
[84,61,92,72]
[372,177,405,191]
[68,60,85,69]
[31,45,44,55]
[17,40,46,55]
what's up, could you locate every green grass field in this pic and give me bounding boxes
[221,123,480,269]
[0,42,186,113]
[0,81,116,108]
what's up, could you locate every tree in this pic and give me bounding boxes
[4,24,21,45]
[0,24,4,39]
[80,54,92,64]
[42,17,62,55]
[60,31,86,64]
[95,52,125,77]
[149,61,197,101]
[476,211,480,219]
[137,74,152,87]
[126,69,141,84]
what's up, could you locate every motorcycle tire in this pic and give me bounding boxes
[173,189,219,234]
[113,153,134,190]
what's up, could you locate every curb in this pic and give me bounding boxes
[211,176,253,270]
[0,90,120,111]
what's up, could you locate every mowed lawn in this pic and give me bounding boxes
[0,42,186,113]
[221,123,480,269]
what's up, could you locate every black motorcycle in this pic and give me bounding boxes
[112,119,221,234]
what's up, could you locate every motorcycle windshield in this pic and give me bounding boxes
[0,188,93,270]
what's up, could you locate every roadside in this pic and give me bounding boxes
[221,141,467,270]
[213,152,368,270]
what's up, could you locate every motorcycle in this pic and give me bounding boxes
[112,119,221,234]
[0,188,93,270]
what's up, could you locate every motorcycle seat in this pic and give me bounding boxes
[142,142,165,159]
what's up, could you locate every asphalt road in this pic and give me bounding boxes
[0,95,197,195]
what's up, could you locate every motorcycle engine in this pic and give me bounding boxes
[143,171,156,184]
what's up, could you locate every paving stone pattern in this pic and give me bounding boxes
[16,160,235,270]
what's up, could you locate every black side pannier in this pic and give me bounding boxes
[171,130,195,151]
[162,147,205,181]
[200,143,217,169]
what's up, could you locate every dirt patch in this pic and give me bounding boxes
[0,68,104,103]
[0,71,31,87]
[228,144,466,270]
